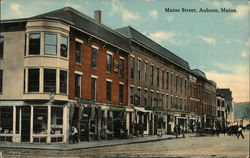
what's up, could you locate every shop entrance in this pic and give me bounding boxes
[21,106,31,142]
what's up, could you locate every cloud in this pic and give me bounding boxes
[197,35,217,46]
[241,51,249,58]
[10,3,22,14]
[147,31,178,45]
[149,10,158,18]
[206,63,249,102]
[166,15,174,21]
[64,0,83,11]
[247,38,250,48]
[232,5,249,20]
[111,0,141,24]
[144,0,156,1]
[200,0,233,8]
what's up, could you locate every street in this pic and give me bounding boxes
[1,131,249,158]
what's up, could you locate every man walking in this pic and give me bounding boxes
[237,125,245,139]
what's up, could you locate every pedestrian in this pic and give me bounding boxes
[237,125,245,139]
[174,124,178,139]
[182,125,186,138]
[72,126,78,143]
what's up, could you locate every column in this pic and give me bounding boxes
[104,110,108,140]
[97,108,101,141]
[63,105,69,143]
[12,106,16,142]
[47,105,51,143]
[126,112,129,137]
[30,106,34,143]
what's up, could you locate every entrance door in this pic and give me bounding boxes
[21,106,31,142]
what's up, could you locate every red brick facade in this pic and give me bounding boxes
[69,34,128,106]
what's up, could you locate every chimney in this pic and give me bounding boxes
[94,10,101,23]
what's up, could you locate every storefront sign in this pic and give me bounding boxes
[113,59,119,73]
[110,106,125,111]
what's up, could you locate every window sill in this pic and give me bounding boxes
[76,62,82,66]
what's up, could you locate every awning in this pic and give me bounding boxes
[134,106,151,113]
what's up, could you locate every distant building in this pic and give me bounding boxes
[216,88,234,126]
[216,93,226,131]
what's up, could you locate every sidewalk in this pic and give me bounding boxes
[0,134,192,151]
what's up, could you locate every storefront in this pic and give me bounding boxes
[0,101,69,143]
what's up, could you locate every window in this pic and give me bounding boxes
[119,84,124,104]
[60,36,68,58]
[144,62,148,84]
[0,70,2,93]
[137,88,141,106]
[180,98,182,110]
[176,76,178,92]
[75,74,81,98]
[23,69,26,93]
[106,54,112,73]
[184,80,187,95]
[60,70,67,94]
[75,41,82,64]
[156,68,159,87]
[119,59,124,77]
[155,93,159,106]
[166,72,169,89]
[150,65,154,85]
[0,107,13,134]
[130,57,134,80]
[166,95,169,108]
[170,73,173,90]
[151,92,154,106]
[180,78,182,94]
[144,90,148,106]
[130,87,134,104]
[91,47,98,68]
[44,69,56,93]
[44,34,57,55]
[28,69,39,92]
[0,36,3,58]
[106,81,111,103]
[138,60,141,81]
[91,78,97,101]
[161,94,164,107]
[162,70,164,89]
[171,96,173,108]
[29,33,40,55]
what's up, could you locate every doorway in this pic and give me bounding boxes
[21,106,31,142]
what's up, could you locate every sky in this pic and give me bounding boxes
[0,0,249,102]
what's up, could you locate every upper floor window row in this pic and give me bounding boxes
[28,33,68,58]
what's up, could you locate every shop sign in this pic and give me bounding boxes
[110,106,125,111]
[113,59,119,73]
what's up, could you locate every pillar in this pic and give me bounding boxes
[47,105,51,143]
[30,105,34,143]
[12,106,16,142]
[63,105,69,143]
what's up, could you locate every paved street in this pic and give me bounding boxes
[1,131,249,158]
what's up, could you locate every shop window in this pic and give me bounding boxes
[0,106,13,134]
[130,87,134,105]
[91,78,97,101]
[91,47,98,69]
[106,54,112,73]
[130,57,134,80]
[33,106,48,134]
[0,36,4,58]
[107,111,113,132]
[60,36,68,58]
[90,109,97,134]
[44,69,56,93]
[60,70,67,94]
[119,84,124,104]
[51,107,63,135]
[75,74,81,98]
[28,69,39,92]
[44,33,57,55]
[119,59,124,77]
[0,70,2,93]
[75,41,82,64]
[29,33,40,55]
[106,81,111,103]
